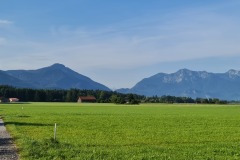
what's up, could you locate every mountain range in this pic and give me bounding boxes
[117,69,240,100]
[1,64,240,100]
[116,69,240,100]
[0,63,110,91]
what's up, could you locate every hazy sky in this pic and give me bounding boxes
[1,0,240,89]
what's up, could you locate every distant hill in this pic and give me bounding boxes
[116,69,240,100]
[0,70,35,88]
[1,63,111,91]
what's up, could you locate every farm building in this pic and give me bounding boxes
[78,96,96,103]
[9,98,19,102]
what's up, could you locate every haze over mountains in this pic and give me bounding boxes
[1,63,110,91]
[117,69,240,100]
[1,64,240,100]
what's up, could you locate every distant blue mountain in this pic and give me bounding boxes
[0,70,35,88]
[116,69,240,100]
[1,63,111,91]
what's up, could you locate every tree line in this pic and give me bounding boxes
[143,95,228,104]
[0,85,142,104]
[0,85,228,104]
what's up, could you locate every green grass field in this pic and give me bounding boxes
[1,103,240,159]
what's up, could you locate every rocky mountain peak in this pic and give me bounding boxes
[50,63,66,69]
[116,69,240,100]
[177,68,192,74]
[227,69,240,75]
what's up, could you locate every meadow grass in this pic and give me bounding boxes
[1,103,240,159]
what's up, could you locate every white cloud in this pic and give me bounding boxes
[0,19,13,25]
[49,18,239,70]
[36,3,240,71]
[3,7,240,71]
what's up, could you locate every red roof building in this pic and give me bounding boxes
[9,98,19,102]
[78,96,96,103]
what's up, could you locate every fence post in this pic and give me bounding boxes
[54,123,57,141]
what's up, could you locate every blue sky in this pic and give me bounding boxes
[1,0,240,89]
